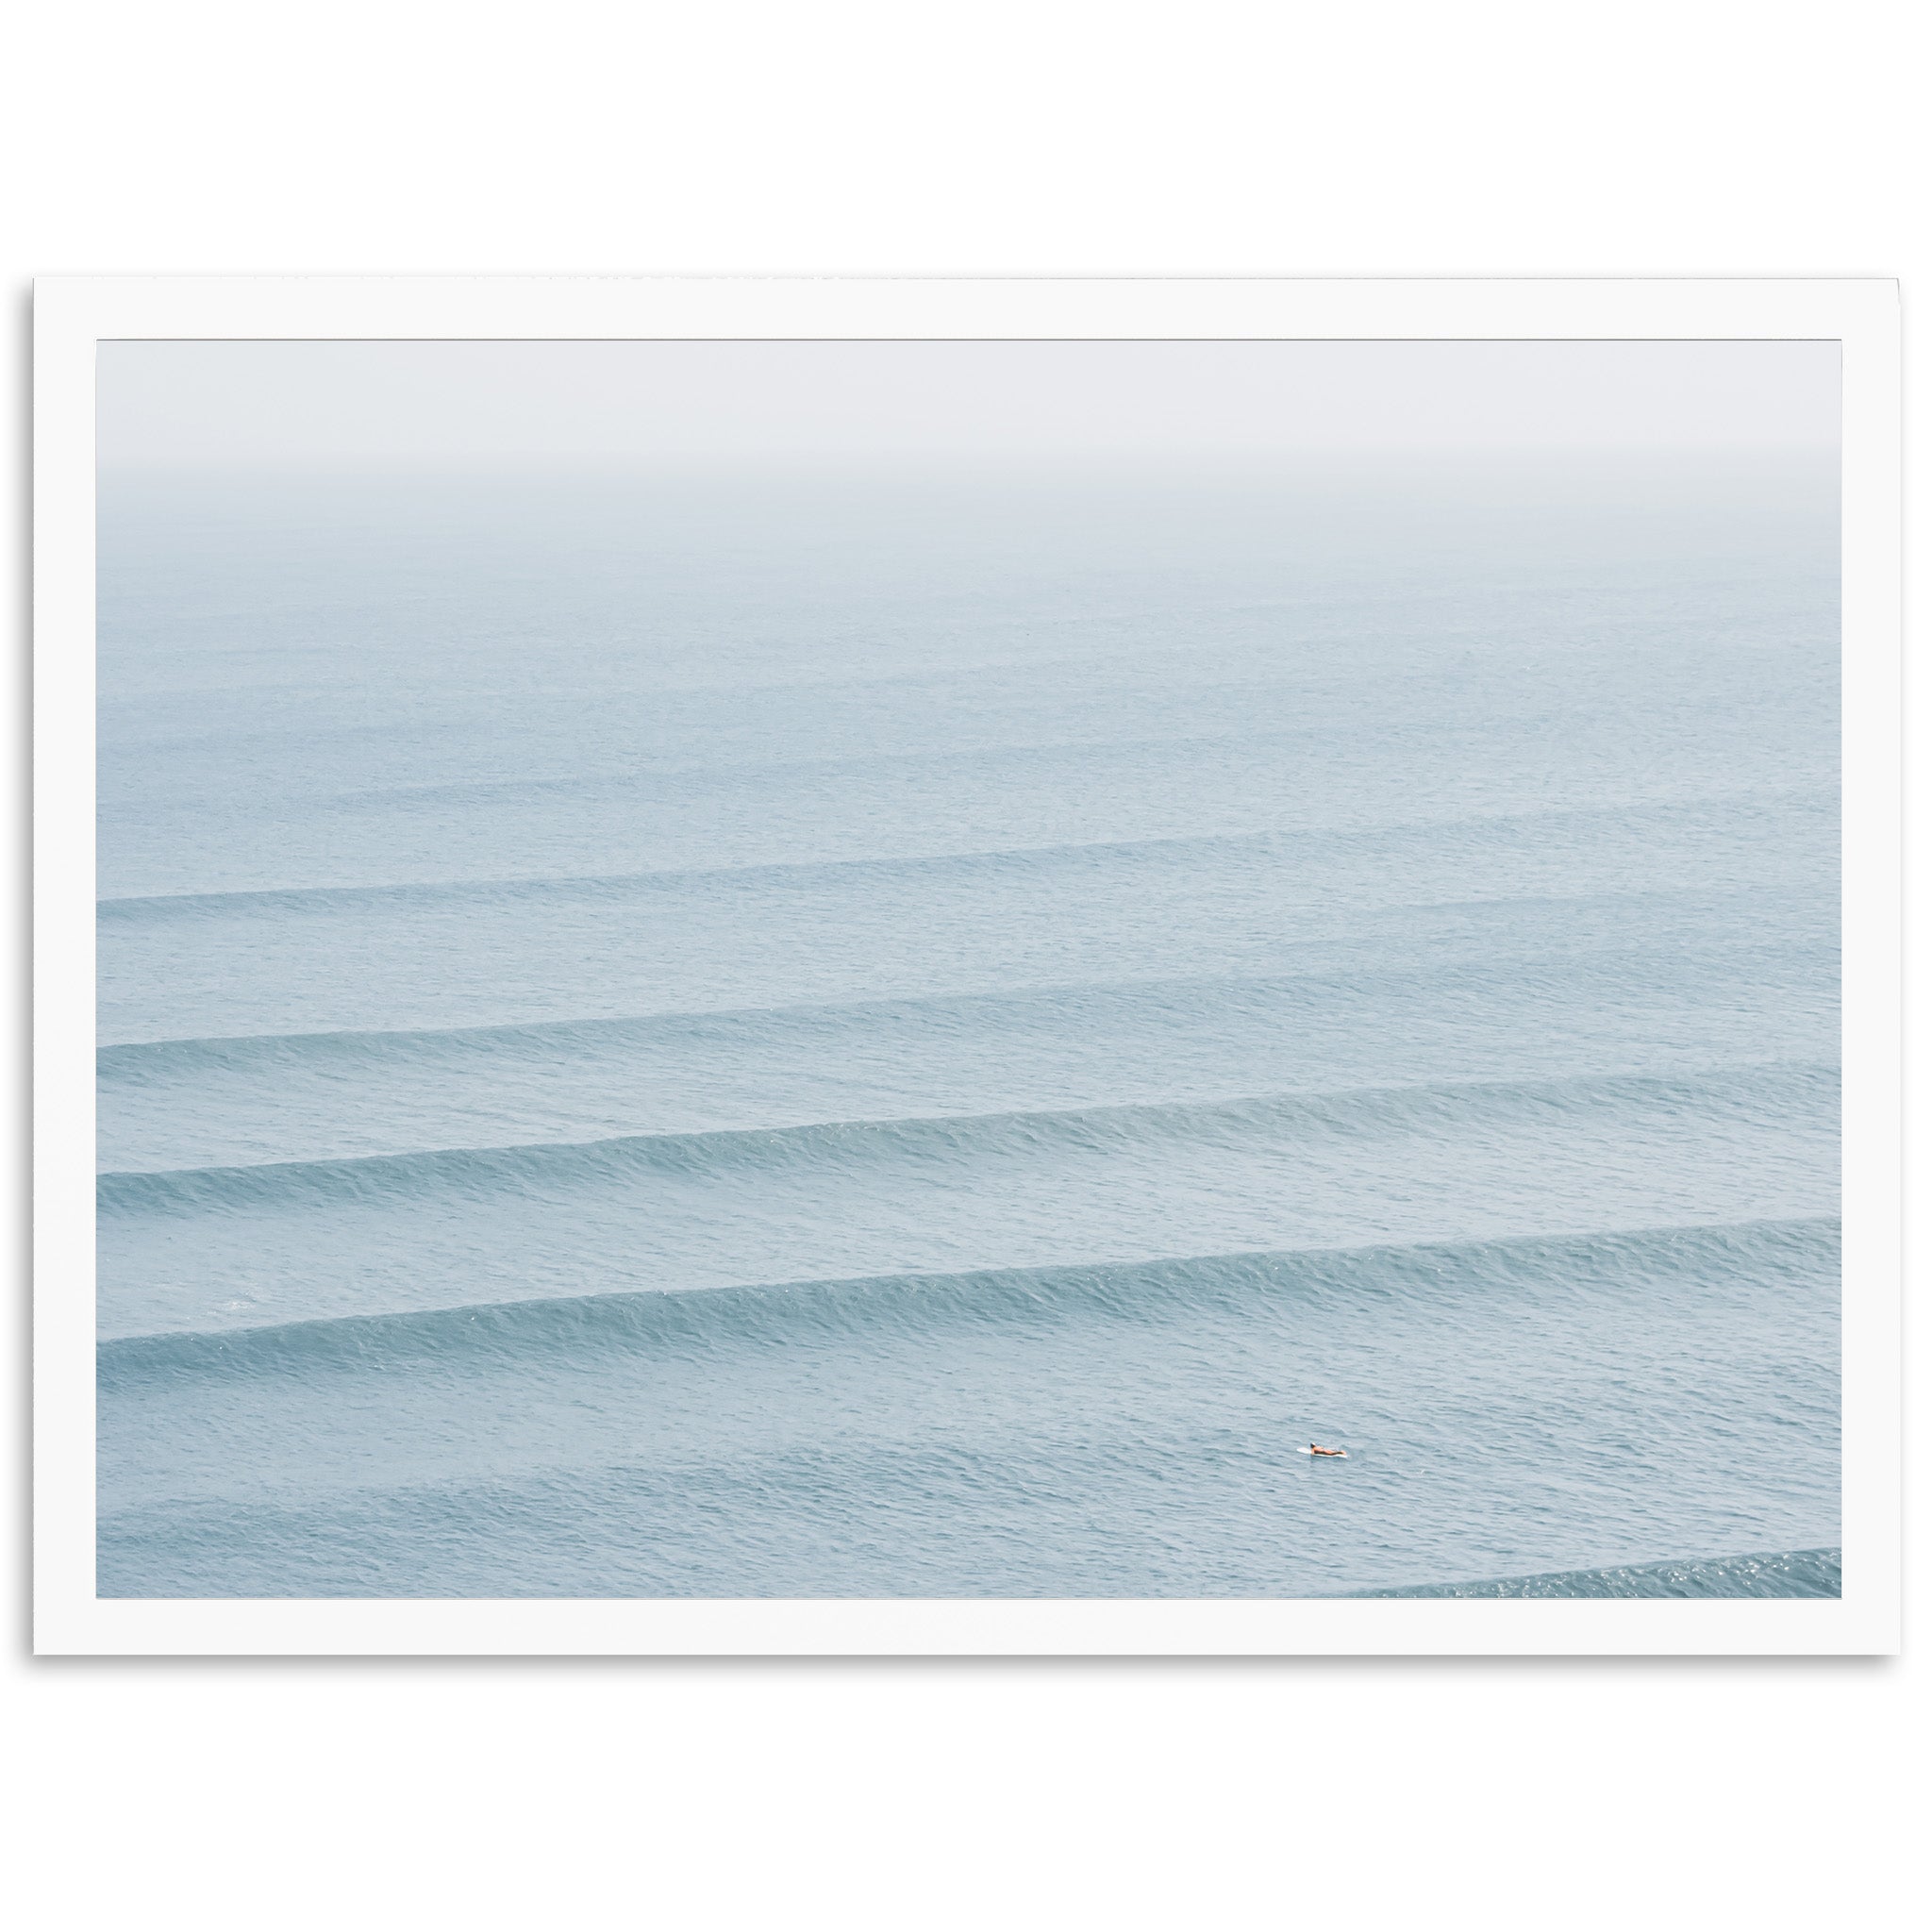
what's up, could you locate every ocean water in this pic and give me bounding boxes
[96,457,1840,1598]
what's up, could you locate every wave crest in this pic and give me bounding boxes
[1352,1545,1841,1597]
[95,1061,1838,1221]
[97,1214,1840,1385]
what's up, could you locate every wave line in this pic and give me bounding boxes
[97,1060,1838,1219]
[96,786,1833,924]
[97,1215,1842,1379]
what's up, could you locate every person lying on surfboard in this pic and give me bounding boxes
[1308,1442,1346,1457]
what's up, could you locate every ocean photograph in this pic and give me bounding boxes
[94,341,1841,1600]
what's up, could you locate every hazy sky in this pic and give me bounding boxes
[98,339,1840,468]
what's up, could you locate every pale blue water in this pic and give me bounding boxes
[96,457,1840,1597]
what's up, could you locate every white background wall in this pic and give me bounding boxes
[4,5,1922,1925]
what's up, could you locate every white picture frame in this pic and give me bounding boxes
[35,275,1901,1656]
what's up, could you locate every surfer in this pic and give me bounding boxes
[1308,1442,1346,1457]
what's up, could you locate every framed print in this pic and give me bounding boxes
[33,276,1901,1654]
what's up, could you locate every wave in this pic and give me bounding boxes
[94,786,1831,924]
[96,959,1556,1080]
[1351,1545,1840,1598]
[93,829,1257,924]
[97,1214,1840,1388]
[314,722,1351,811]
[96,928,1836,1081]
[95,1060,1837,1220]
